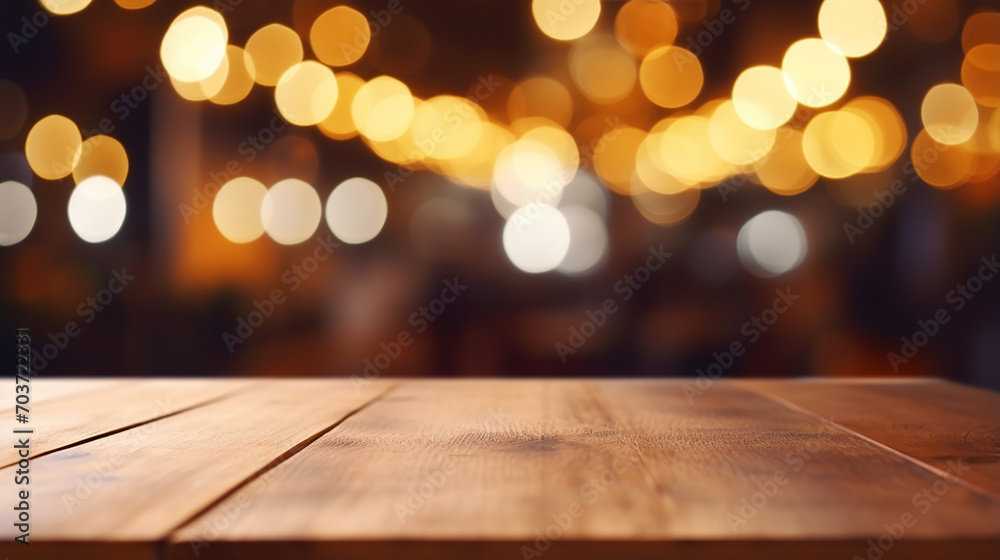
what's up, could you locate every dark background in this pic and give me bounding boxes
[1,0,999,390]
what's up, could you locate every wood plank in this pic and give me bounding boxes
[169,380,672,558]
[0,379,257,467]
[0,379,392,560]
[739,379,1000,497]
[168,380,1000,560]
[2,378,132,412]
[596,381,1000,540]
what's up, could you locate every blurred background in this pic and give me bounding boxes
[0,0,998,389]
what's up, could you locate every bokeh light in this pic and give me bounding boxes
[245,24,304,87]
[68,176,127,243]
[911,129,975,189]
[210,46,256,105]
[732,66,797,130]
[114,0,157,9]
[72,135,129,186]
[493,140,569,209]
[41,0,92,15]
[961,45,1000,108]
[325,177,388,244]
[25,115,81,180]
[756,128,819,196]
[569,36,637,105]
[319,73,365,140]
[508,77,574,128]
[261,178,322,245]
[708,100,775,166]
[962,11,1000,53]
[275,61,339,126]
[842,96,907,172]
[921,83,979,145]
[310,6,370,67]
[639,46,703,108]
[593,126,647,194]
[630,178,700,226]
[0,80,28,142]
[782,38,851,107]
[352,76,415,142]
[160,7,228,83]
[658,116,729,186]
[557,206,608,274]
[411,96,485,161]
[0,181,37,246]
[213,177,268,243]
[818,0,887,57]
[802,110,874,178]
[614,0,678,56]
[502,204,571,273]
[532,0,601,41]
[737,210,807,277]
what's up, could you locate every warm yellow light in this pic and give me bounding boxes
[72,135,128,186]
[639,46,703,108]
[160,7,228,83]
[410,96,485,161]
[961,45,1000,108]
[614,0,678,56]
[911,129,975,189]
[493,140,569,207]
[630,179,700,226]
[659,116,730,185]
[274,61,339,126]
[211,46,256,105]
[756,129,818,196]
[961,11,1000,53]
[802,110,874,178]
[352,76,415,142]
[114,0,155,9]
[310,6,370,67]
[569,35,637,105]
[508,77,573,128]
[213,177,267,243]
[25,115,81,180]
[245,24,303,87]
[782,38,851,107]
[170,51,230,101]
[732,66,797,130]
[520,125,580,184]
[593,127,647,194]
[41,0,92,15]
[708,101,776,166]
[318,73,365,140]
[921,83,978,145]
[532,0,601,41]
[842,97,907,171]
[818,0,887,57]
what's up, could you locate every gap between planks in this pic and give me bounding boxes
[738,381,1000,504]
[154,382,399,560]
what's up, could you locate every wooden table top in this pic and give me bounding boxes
[2,378,998,560]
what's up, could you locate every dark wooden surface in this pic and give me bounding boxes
[2,378,998,559]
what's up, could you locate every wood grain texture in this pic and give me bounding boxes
[167,380,1000,560]
[2,378,997,560]
[0,378,256,467]
[740,379,1000,497]
[0,380,391,559]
